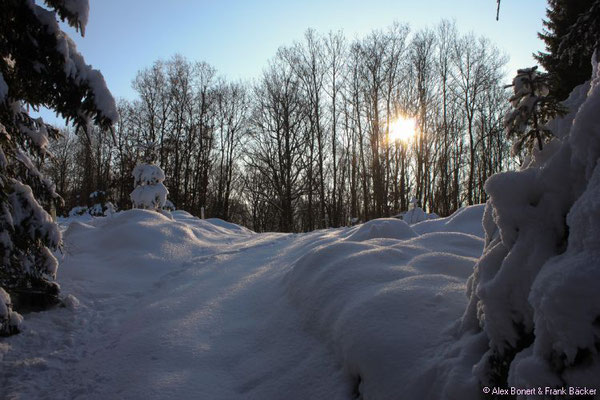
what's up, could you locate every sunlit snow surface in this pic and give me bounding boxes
[0,207,484,399]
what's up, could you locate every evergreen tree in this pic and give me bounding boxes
[558,1,600,66]
[0,0,116,333]
[130,144,169,212]
[130,164,169,211]
[88,190,116,216]
[535,0,596,100]
[504,66,565,155]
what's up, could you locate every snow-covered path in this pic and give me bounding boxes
[1,208,485,399]
[77,231,351,400]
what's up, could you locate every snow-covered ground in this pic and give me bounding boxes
[1,207,485,399]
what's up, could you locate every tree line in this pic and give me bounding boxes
[46,20,515,232]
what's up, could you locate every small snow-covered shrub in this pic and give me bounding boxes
[68,206,88,217]
[162,199,175,212]
[88,190,107,216]
[88,203,104,217]
[104,201,116,216]
[396,207,439,224]
[130,164,169,211]
[90,191,116,216]
[394,198,438,224]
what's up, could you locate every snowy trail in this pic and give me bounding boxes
[1,208,485,400]
[88,231,349,400]
[2,216,351,399]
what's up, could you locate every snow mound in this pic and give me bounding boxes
[205,218,254,234]
[62,210,199,291]
[171,211,254,236]
[510,149,600,390]
[344,218,418,242]
[412,204,485,237]
[405,232,484,258]
[61,210,251,295]
[285,232,482,399]
[3,191,490,399]
[396,206,439,224]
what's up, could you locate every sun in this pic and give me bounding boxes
[388,116,417,143]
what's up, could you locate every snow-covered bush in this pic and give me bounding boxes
[88,190,116,216]
[68,205,89,217]
[162,199,175,212]
[130,164,169,211]
[88,191,105,216]
[345,218,417,242]
[459,53,600,392]
[394,198,439,224]
[104,201,116,216]
[88,203,103,216]
[0,0,116,326]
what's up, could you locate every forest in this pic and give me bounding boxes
[3,0,600,398]
[47,20,513,232]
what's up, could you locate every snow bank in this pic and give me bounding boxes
[344,217,418,242]
[1,199,489,399]
[285,219,484,399]
[413,204,485,237]
[509,123,600,391]
[173,211,254,235]
[61,209,251,294]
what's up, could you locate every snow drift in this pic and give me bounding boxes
[1,206,486,399]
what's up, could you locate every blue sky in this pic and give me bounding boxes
[41,0,548,125]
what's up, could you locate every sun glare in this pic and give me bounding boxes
[389,116,417,143]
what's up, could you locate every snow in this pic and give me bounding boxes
[7,179,61,277]
[507,121,600,390]
[21,118,50,150]
[103,202,116,216]
[399,207,439,224]
[344,217,417,241]
[162,199,175,211]
[62,0,90,35]
[456,55,600,392]
[1,205,486,399]
[412,204,486,237]
[393,198,439,224]
[88,203,103,216]
[0,287,23,336]
[68,205,88,217]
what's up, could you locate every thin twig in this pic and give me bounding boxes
[496,0,501,21]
